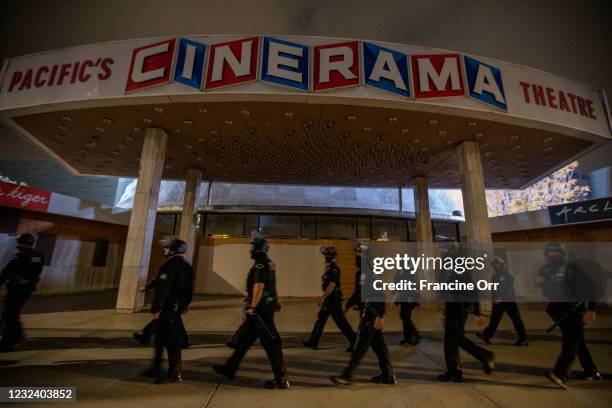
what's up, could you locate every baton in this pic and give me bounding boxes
[253,312,277,340]
[546,301,584,333]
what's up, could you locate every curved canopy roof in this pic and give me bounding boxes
[1,35,610,189]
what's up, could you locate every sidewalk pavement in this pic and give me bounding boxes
[0,295,610,407]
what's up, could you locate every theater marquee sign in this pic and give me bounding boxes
[0,35,610,139]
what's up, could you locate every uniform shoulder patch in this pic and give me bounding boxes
[159,273,168,280]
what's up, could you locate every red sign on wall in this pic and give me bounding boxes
[0,181,51,212]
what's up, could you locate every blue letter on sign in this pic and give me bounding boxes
[363,42,410,97]
[261,37,309,91]
[174,38,206,90]
[464,55,507,111]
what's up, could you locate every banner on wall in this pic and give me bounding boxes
[0,35,610,139]
[0,180,51,212]
[548,196,612,225]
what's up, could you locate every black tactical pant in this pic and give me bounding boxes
[223,303,287,382]
[307,294,356,348]
[399,302,419,342]
[342,310,394,380]
[444,303,492,375]
[153,312,183,377]
[547,306,597,380]
[483,302,527,341]
[142,316,189,346]
[1,285,34,347]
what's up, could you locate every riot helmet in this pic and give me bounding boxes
[544,242,567,262]
[162,237,187,257]
[16,233,35,250]
[250,230,269,259]
[320,246,337,263]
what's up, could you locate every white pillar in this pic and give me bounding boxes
[179,168,202,263]
[413,176,433,243]
[116,128,167,313]
[457,141,492,244]
[457,140,493,312]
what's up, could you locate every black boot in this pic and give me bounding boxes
[330,375,351,385]
[438,371,463,382]
[133,332,148,346]
[264,379,290,389]
[546,372,567,389]
[371,374,398,384]
[302,340,317,350]
[482,353,495,375]
[212,363,235,380]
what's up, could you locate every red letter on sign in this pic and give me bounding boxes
[125,39,176,93]
[313,41,360,91]
[8,71,23,92]
[205,37,259,90]
[411,54,464,98]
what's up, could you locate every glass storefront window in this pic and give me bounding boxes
[371,218,408,242]
[244,214,259,235]
[301,216,317,239]
[357,217,371,240]
[432,221,459,241]
[205,214,245,237]
[182,211,458,241]
[316,216,356,239]
[156,213,178,235]
[407,220,417,242]
[260,215,300,238]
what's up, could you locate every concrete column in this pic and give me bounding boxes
[457,141,492,244]
[116,128,167,313]
[178,168,202,263]
[413,176,433,242]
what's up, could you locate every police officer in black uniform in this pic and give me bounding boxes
[133,273,190,348]
[476,255,528,346]
[537,243,601,389]
[395,266,420,346]
[344,243,364,313]
[213,234,289,389]
[0,233,43,351]
[331,243,396,385]
[142,238,193,384]
[304,246,356,350]
[438,240,495,382]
